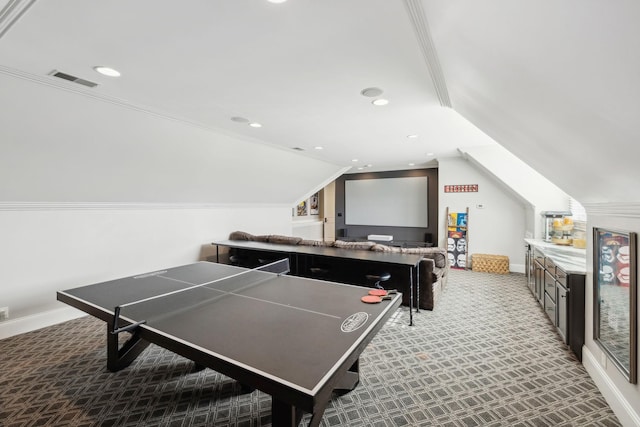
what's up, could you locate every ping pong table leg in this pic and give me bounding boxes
[239,382,256,394]
[271,359,360,427]
[271,398,304,427]
[307,411,324,427]
[333,359,360,393]
[414,264,420,314]
[106,323,150,372]
[409,266,414,326]
[191,363,207,372]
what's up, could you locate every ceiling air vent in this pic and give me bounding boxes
[292,147,305,151]
[49,70,98,88]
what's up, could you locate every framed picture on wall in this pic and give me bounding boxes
[593,227,637,383]
[297,200,308,217]
[310,192,319,215]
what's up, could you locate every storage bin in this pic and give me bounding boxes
[472,254,509,274]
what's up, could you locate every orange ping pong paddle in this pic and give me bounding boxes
[368,289,398,296]
[361,293,395,304]
[361,295,383,304]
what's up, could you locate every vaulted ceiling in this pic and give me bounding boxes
[1,0,638,205]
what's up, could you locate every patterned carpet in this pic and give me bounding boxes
[0,269,621,426]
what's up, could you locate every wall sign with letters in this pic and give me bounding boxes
[444,184,478,193]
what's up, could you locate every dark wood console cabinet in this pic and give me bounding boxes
[525,241,586,361]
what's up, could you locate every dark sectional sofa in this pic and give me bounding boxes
[225,231,449,310]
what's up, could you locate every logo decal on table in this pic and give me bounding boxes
[341,312,369,333]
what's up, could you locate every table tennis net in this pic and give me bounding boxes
[111,258,290,334]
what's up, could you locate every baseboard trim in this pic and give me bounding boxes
[0,306,85,340]
[583,346,640,427]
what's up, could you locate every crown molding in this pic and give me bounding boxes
[582,202,640,218]
[0,0,36,39]
[403,0,452,108]
[0,202,291,212]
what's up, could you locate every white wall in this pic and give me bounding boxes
[0,203,292,338]
[439,157,526,272]
[292,220,324,240]
[460,145,570,239]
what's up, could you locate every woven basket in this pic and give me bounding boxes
[472,254,509,274]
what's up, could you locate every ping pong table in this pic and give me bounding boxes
[57,260,401,426]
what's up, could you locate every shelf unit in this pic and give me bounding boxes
[446,207,469,270]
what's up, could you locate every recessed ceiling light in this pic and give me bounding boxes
[93,66,121,77]
[267,0,287,3]
[408,163,415,166]
[365,164,373,168]
[314,146,323,150]
[407,134,418,139]
[372,99,389,106]
[249,122,262,128]
[352,159,358,162]
[357,167,364,170]
[360,87,383,97]
[427,152,435,156]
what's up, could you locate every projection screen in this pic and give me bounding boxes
[345,176,428,227]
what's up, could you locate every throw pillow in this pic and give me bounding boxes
[371,244,401,253]
[229,231,255,241]
[298,239,335,247]
[334,240,376,251]
[268,235,303,245]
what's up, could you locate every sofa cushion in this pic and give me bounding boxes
[229,231,255,241]
[298,239,335,247]
[371,244,402,253]
[401,247,447,268]
[333,240,376,250]
[267,235,303,245]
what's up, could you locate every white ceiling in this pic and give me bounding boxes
[423,0,640,203]
[0,0,494,174]
[2,0,639,205]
